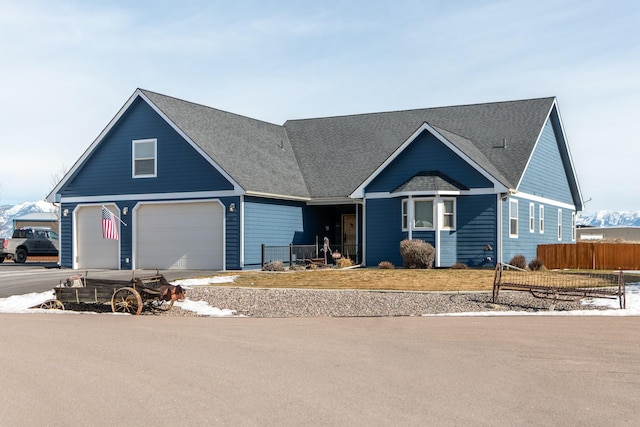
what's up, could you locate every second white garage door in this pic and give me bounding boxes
[135,201,224,270]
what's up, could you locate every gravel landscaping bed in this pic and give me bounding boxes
[160,286,610,317]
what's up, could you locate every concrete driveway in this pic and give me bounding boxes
[0,262,222,297]
[0,315,638,426]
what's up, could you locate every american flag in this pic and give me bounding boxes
[102,206,119,240]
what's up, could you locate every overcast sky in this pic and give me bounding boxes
[0,0,638,212]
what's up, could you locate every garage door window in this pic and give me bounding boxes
[133,139,157,178]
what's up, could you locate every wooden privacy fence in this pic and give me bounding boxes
[537,242,640,270]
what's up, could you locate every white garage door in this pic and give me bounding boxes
[135,201,224,270]
[75,205,120,269]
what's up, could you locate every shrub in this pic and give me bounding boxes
[262,260,285,271]
[400,239,435,269]
[378,261,395,269]
[451,262,468,269]
[508,254,527,270]
[528,258,545,271]
[335,257,354,268]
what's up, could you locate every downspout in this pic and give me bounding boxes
[497,190,514,265]
[497,194,502,265]
[362,199,367,266]
[435,196,441,267]
[408,195,413,241]
[239,195,245,269]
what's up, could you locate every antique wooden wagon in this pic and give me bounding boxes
[39,271,185,315]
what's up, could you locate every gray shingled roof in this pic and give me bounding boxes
[393,171,469,193]
[284,97,555,198]
[140,90,309,198]
[141,90,555,200]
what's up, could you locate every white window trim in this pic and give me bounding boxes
[539,205,544,234]
[529,203,535,233]
[557,208,563,241]
[401,197,456,232]
[132,138,157,178]
[441,198,456,230]
[509,199,518,238]
[401,200,409,231]
[413,198,435,230]
[571,211,576,242]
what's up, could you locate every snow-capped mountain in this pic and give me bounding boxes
[577,211,640,227]
[0,201,58,237]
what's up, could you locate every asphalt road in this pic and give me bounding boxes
[0,262,223,297]
[0,314,639,426]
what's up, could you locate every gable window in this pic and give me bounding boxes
[529,203,535,233]
[539,205,544,233]
[509,199,518,238]
[414,200,434,229]
[133,139,157,178]
[557,209,563,241]
[442,199,455,229]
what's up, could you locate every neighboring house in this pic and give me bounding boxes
[47,89,583,270]
[577,226,640,242]
[13,212,59,233]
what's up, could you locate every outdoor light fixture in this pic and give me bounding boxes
[63,209,69,217]
[229,203,236,212]
[123,207,129,215]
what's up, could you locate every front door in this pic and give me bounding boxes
[342,214,357,259]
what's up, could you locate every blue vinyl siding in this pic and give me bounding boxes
[439,231,456,266]
[456,195,496,267]
[224,196,241,270]
[518,118,573,205]
[243,198,306,267]
[60,98,234,198]
[366,131,494,193]
[366,195,497,268]
[59,203,74,268]
[502,196,575,264]
[365,198,406,266]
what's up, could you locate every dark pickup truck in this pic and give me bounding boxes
[0,227,59,263]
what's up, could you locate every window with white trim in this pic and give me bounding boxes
[414,200,434,229]
[442,200,455,229]
[529,203,535,233]
[401,198,456,231]
[539,205,544,234]
[133,139,157,178]
[557,209,563,241]
[509,199,518,237]
[402,200,408,230]
[571,212,576,241]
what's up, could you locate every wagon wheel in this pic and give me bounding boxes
[150,298,175,311]
[40,299,65,310]
[111,287,143,315]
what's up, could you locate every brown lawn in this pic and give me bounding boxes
[204,267,497,292]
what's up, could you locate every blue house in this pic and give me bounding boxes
[47,89,583,270]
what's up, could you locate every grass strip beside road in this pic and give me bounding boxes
[205,268,497,292]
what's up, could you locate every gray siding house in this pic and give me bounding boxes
[48,89,583,270]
